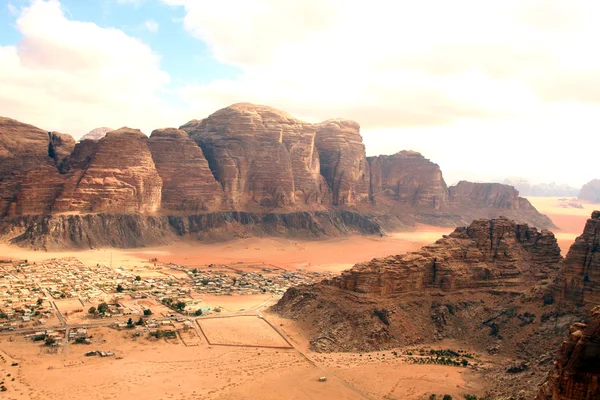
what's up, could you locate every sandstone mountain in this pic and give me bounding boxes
[579,179,600,203]
[536,306,600,400]
[0,103,554,249]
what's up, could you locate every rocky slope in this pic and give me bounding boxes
[0,103,557,248]
[536,306,600,400]
[369,151,447,209]
[579,179,600,203]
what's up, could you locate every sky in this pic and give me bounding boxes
[0,0,599,187]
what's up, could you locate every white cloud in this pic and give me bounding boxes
[163,0,600,186]
[7,2,17,15]
[0,0,175,138]
[145,20,158,33]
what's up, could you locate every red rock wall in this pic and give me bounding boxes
[53,128,162,214]
[315,119,370,205]
[147,128,223,212]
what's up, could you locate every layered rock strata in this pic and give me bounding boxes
[53,128,162,214]
[147,128,223,212]
[314,119,370,205]
[181,103,330,209]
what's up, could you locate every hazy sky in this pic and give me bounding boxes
[1,0,598,187]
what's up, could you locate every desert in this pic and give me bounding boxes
[1,196,599,399]
[3,2,600,398]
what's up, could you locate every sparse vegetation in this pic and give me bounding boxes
[143,309,152,316]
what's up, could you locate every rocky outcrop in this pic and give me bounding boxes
[314,120,370,205]
[5,211,382,250]
[330,216,561,296]
[557,211,600,308]
[579,180,600,203]
[80,127,113,142]
[369,151,447,209]
[536,306,600,400]
[48,132,75,172]
[273,216,563,352]
[181,103,330,209]
[53,128,162,214]
[147,128,223,212]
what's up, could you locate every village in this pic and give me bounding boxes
[0,257,334,345]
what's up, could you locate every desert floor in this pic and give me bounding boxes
[1,198,598,399]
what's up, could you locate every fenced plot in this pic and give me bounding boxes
[197,316,292,349]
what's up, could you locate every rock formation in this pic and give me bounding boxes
[449,181,534,209]
[53,128,162,214]
[0,103,558,248]
[0,117,75,217]
[273,216,563,352]
[579,179,600,203]
[314,120,370,205]
[333,217,561,296]
[536,306,600,400]
[557,211,600,308]
[80,127,113,142]
[147,128,223,212]
[369,151,447,209]
[181,103,330,209]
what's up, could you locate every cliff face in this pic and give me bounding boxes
[147,128,223,212]
[181,103,330,209]
[53,128,163,214]
[536,306,600,400]
[557,211,600,308]
[4,210,382,250]
[314,120,370,205]
[0,117,76,217]
[368,151,448,209]
[579,180,600,203]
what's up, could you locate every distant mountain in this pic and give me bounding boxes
[502,178,579,197]
[80,127,113,141]
[578,179,600,203]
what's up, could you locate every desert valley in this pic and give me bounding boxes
[0,103,599,400]
[3,1,600,399]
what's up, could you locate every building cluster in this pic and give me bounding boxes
[187,266,334,295]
